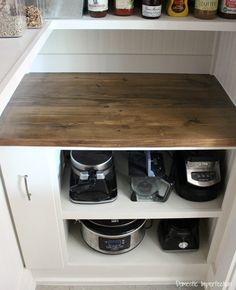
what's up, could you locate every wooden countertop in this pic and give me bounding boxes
[0,73,236,148]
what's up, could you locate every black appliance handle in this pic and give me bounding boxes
[154,178,173,202]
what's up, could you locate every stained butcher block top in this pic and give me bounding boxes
[0,73,236,148]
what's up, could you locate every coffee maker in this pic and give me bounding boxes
[69,151,117,204]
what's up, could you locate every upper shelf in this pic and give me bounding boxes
[50,14,236,32]
[61,153,223,220]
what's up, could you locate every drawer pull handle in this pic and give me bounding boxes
[24,175,32,201]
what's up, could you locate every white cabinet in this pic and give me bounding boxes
[0,147,63,270]
[11,149,234,286]
[1,16,236,286]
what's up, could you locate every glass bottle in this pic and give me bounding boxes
[114,0,134,16]
[88,0,108,17]
[194,0,218,19]
[142,0,162,19]
[166,0,189,16]
[0,0,26,37]
[218,0,236,19]
[25,0,44,28]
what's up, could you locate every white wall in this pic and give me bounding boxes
[31,30,216,74]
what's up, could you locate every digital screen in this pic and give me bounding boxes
[107,239,122,246]
[99,236,131,252]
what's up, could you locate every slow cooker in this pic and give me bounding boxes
[80,219,146,254]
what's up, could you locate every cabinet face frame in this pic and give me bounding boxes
[207,150,236,287]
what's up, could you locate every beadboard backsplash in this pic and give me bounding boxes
[214,32,236,106]
[31,30,216,74]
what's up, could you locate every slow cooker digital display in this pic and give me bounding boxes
[99,236,131,252]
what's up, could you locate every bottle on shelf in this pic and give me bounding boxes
[114,0,134,16]
[218,0,236,18]
[88,0,108,17]
[166,0,189,16]
[0,0,26,37]
[194,0,218,19]
[25,0,44,28]
[142,0,162,19]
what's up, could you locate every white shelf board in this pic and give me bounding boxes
[61,220,209,283]
[61,153,223,220]
[0,22,52,115]
[51,14,236,31]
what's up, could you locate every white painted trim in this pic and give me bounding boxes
[18,269,35,290]
[228,260,236,290]
[207,151,236,264]
[2,146,235,151]
[225,252,236,290]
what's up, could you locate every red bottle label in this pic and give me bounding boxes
[220,0,236,13]
[226,0,236,8]
[172,0,185,12]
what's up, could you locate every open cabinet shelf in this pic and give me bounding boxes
[63,219,209,283]
[60,152,223,220]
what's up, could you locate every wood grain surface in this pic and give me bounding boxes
[0,73,236,148]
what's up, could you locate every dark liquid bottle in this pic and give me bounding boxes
[142,0,162,19]
[218,0,236,18]
[88,0,108,17]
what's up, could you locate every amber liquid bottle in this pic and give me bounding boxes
[88,0,108,17]
[194,0,218,19]
[142,0,162,18]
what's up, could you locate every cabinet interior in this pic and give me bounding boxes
[63,218,213,266]
[44,148,236,283]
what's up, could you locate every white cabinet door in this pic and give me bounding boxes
[0,147,63,270]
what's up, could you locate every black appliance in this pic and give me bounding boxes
[158,219,199,251]
[129,151,174,202]
[174,150,223,202]
[69,151,117,204]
